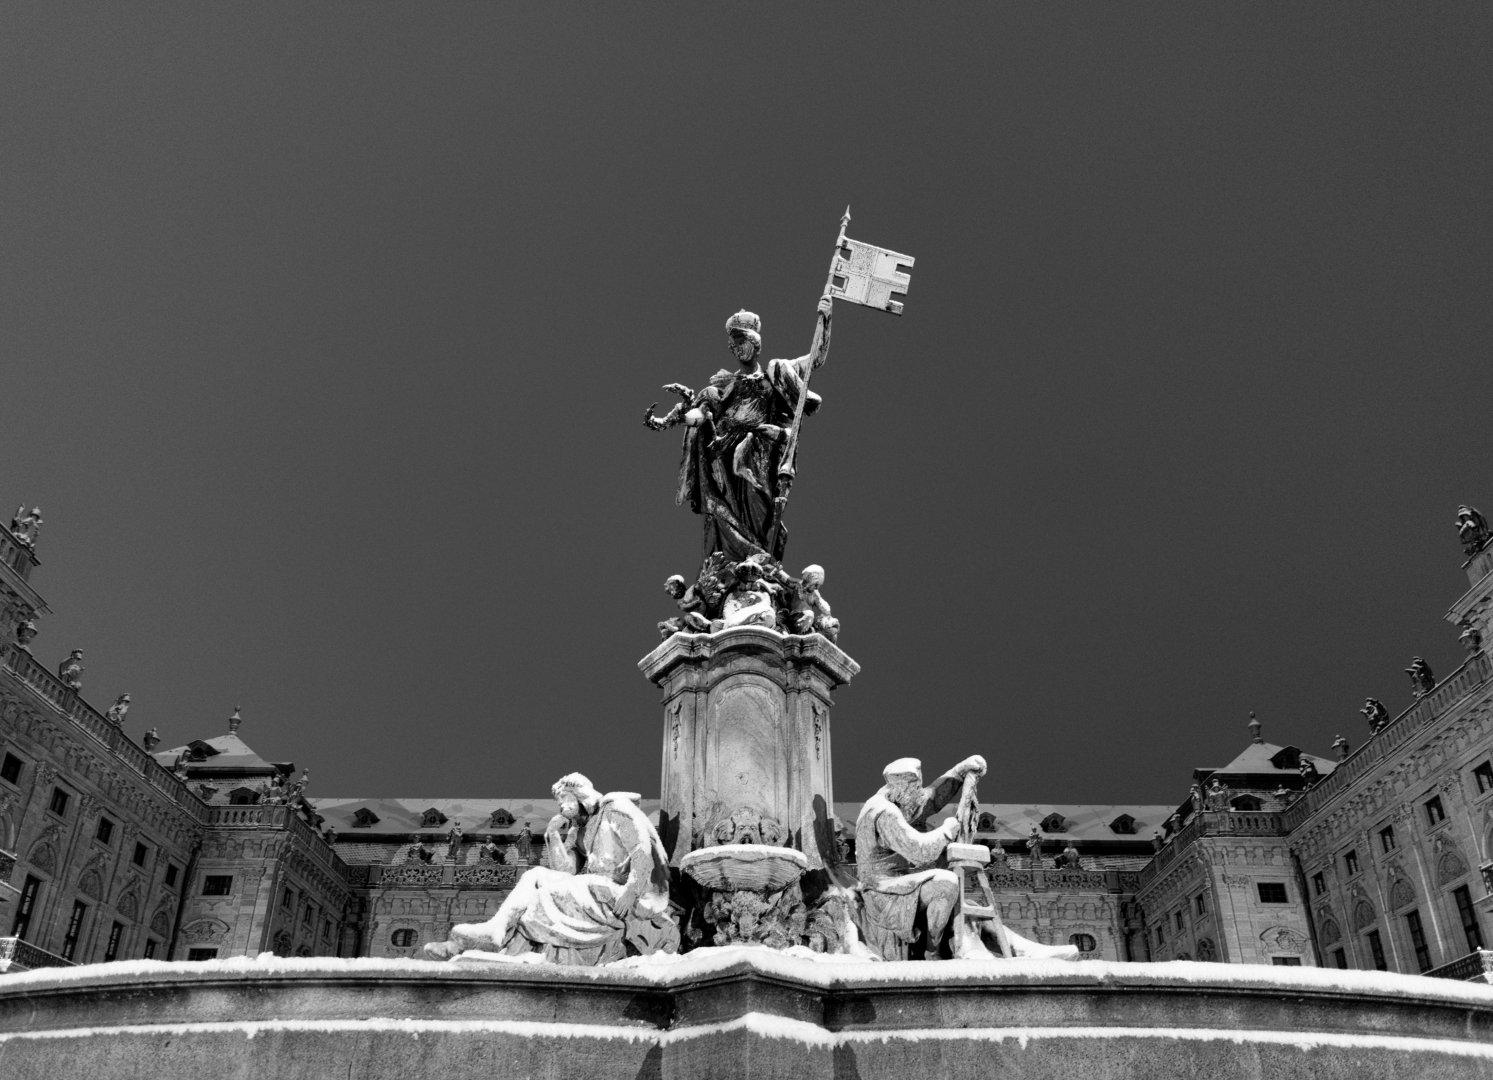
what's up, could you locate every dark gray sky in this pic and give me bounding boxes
[3,6,1489,804]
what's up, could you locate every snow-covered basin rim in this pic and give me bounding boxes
[4,949,1492,1009]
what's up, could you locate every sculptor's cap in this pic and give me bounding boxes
[883,757,922,779]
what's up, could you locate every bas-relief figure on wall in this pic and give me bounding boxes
[424,773,677,966]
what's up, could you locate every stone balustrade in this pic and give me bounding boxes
[0,936,71,973]
[2,643,209,823]
[1427,948,1493,984]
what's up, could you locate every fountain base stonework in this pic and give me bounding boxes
[2,955,1491,1080]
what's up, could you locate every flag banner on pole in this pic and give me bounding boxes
[829,237,915,315]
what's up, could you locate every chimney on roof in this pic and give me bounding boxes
[1247,711,1262,744]
[228,705,243,734]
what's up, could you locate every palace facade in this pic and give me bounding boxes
[2,509,1489,979]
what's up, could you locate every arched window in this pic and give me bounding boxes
[390,928,417,948]
[1230,795,1263,812]
[1068,933,1096,954]
[1040,812,1067,833]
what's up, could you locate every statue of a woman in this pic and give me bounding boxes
[646,297,832,565]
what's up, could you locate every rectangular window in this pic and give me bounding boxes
[49,787,69,816]
[132,842,148,867]
[61,900,88,961]
[1195,893,1207,916]
[201,875,233,896]
[1311,872,1326,896]
[11,875,40,940]
[1405,910,1433,972]
[1454,885,1485,951]
[322,918,333,942]
[1156,923,1165,946]
[301,901,314,926]
[1332,948,1348,969]
[1366,929,1388,971]
[1379,826,1397,853]
[1425,797,1446,826]
[103,921,124,962]
[143,939,158,959]
[186,948,218,962]
[1271,956,1302,966]
[95,817,114,846]
[1174,910,1185,931]
[281,886,294,910]
[1257,882,1288,904]
[1475,760,1493,794]
[1344,850,1360,876]
[0,752,22,785]
[164,863,180,889]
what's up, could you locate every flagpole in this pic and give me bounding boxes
[768,207,850,555]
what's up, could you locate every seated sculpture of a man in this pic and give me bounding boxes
[424,773,677,965]
[855,754,986,960]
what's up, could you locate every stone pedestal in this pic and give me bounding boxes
[638,627,858,870]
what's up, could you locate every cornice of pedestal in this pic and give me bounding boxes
[638,625,860,687]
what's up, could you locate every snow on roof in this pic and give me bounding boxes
[152,732,288,774]
[314,796,1173,841]
[1197,740,1338,779]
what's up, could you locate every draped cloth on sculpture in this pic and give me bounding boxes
[676,358,821,563]
[509,792,671,954]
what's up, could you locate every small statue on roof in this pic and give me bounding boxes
[9,507,42,548]
[1405,656,1436,698]
[1054,841,1082,870]
[105,693,131,727]
[57,649,83,691]
[516,823,535,864]
[1360,697,1389,734]
[1457,505,1491,557]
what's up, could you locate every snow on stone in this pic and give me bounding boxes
[3,950,1491,1010]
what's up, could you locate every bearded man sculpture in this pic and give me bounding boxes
[424,773,677,966]
[645,297,832,564]
[855,754,987,960]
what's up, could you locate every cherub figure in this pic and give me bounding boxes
[789,564,839,641]
[658,574,712,639]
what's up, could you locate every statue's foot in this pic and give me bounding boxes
[422,940,458,961]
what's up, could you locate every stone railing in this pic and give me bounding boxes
[0,936,72,972]
[1285,653,1491,831]
[968,868,1127,893]
[205,804,347,880]
[1,643,209,823]
[1137,811,1289,887]
[1426,947,1493,983]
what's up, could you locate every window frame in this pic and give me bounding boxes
[48,787,70,817]
[1424,796,1446,827]
[1257,881,1289,904]
[201,874,234,897]
[0,752,23,786]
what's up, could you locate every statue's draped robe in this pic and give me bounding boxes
[677,357,820,563]
[506,793,671,956]
[855,772,963,955]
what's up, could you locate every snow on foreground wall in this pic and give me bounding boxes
[2,946,1492,1007]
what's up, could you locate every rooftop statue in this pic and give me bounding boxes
[1457,505,1491,557]
[8,507,42,548]
[424,773,678,966]
[1361,697,1389,734]
[1406,656,1436,698]
[105,694,130,727]
[57,649,83,691]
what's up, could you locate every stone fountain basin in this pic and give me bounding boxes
[682,843,808,892]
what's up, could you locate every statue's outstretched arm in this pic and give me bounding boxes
[799,294,833,376]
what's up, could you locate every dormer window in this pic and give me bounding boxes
[186,740,220,763]
[1231,795,1263,811]
[227,787,259,805]
[1109,814,1137,835]
[351,807,380,828]
[420,807,448,828]
[1040,813,1067,833]
[489,808,516,829]
[1268,746,1303,771]
[976,812,997,832]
